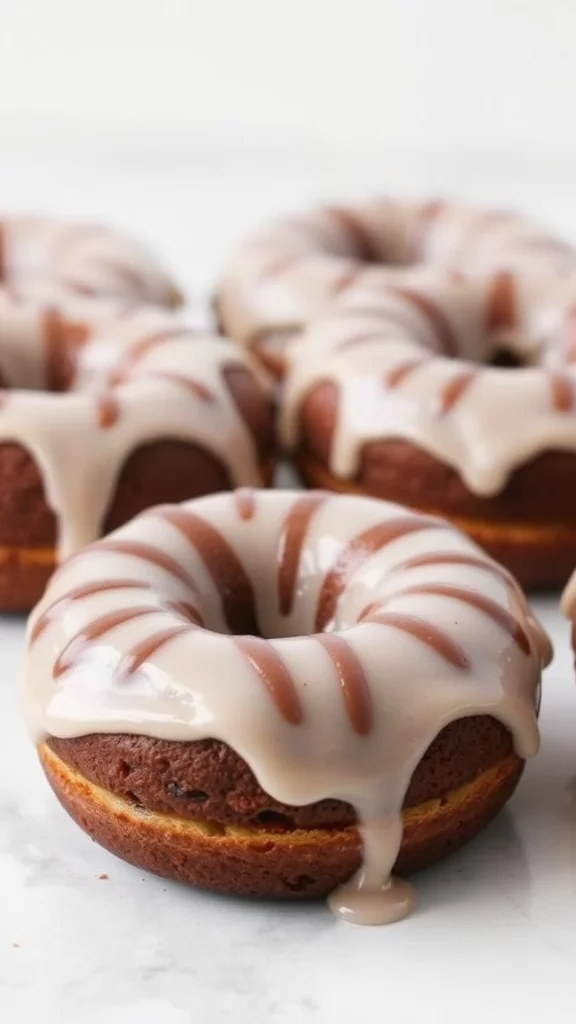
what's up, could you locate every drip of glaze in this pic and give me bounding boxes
[328,812,416,926]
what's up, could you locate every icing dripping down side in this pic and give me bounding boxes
[0,297,271,558]
[23,491,548,926]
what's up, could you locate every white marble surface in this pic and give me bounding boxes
[3,139,576,1021]
[3,598,576,1023]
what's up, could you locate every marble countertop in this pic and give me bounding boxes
[3,597,576,1023]
[3,138,576,1021]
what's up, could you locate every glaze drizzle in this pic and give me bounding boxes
[23,490,548,927]
[217,198,576,495]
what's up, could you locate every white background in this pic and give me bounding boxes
[0,0,574,149]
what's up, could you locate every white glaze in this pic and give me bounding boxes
[0,216,180,306]
[281,271,576,495]
[0,293,269,557]
[22,490,549,925]
[216,199,576,352]
[218,198,576,493]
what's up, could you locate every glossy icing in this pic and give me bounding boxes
[217,198,576,493]
[22,490,550,925]
[0,293,269,557]
[0,216,180,306]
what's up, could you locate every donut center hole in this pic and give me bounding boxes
[485,346,526,369]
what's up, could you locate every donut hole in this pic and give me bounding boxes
[486,346,526,369]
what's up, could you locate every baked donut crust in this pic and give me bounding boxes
[294,381,576,588]
[40,740,523,899]
[23,490,548,924]
[218,197,576,586]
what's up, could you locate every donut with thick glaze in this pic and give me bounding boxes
[23,489,549,925]
[0,296,274,609]
[217,199,576,586]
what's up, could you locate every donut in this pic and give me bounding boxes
[22,490,549,926]
[0,215,181,306]
[0,296,274,610]
[217,198,576,586]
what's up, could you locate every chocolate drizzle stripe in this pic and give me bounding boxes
[234,488,256,521]
[90,258,146,294]
[56,279,99,297]
[392,550,516,587]
[383,359,426,389]
[53,605,159,678]
[155,507,258,634]
[277,492,328,616]
[109,328,197,384]
[164,600,205,627]
[31,578,151,644]
[260,253,303,280]
[364,610,469,669]
[316,633,373,735]
[335,331,386,354]
[549,372,574,412]
[116,624,191,679]
[256,347,285,378]
[234,635,303,725]
[79,539,202,594]
[330,263,364,297]
[391,583,531,654]
[390,287,459,356]
[95,392,121,429]
[325,206,379,262]
[315,515,444,632]
[485,271,517,332]
[129,371,215,403]
[437,369,477,415]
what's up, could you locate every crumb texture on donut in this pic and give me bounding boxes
[23,490,547,923]
[40,741,523,899]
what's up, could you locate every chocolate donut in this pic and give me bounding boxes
[0,297,274,610]
[217,199,576,586]
[22,490,549,926]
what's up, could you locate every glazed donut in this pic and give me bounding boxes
[23,490,549,926]
[215,198,576,374]
[0,295,274,610]
[0,215,181,306]
[218,197,576,586]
